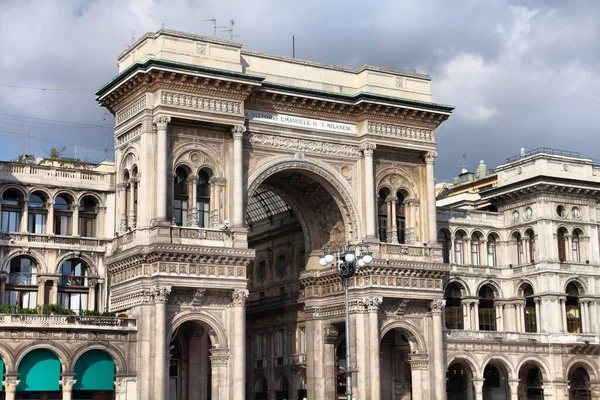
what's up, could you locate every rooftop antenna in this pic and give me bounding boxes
[221,19,237,41]
[292,35,295,58]
[456,153,470,173]
[26,123,30,156]
[103,113,109,161]
[204,17,218,37]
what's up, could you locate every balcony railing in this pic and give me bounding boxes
[444,329,600,345]
[8,273,36,285]
[0,232,104,247]
[0,162,114,185]
[59,274,86,287]
[379,243,442,263]
[0,314,137,330]
[437,209,503,224]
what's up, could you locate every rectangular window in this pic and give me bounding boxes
[58,292,88,313]
[28,213,46,234]
[277,255,286,276]
[445,306,464,330]
[54,214,71,235]
[524,306,537,333]
[478,307,496,331]
[572,241,580,263]
[517,240,524,265]
[454,241,462,265]
[566,306,581,333]
[299,327,306,354]
[5,290,37,309]
[1,210,20,232]
[378,216,387,242]
[197,200,210,228]
[173,199,188,226]
[397,218,405,244]
[275,329,286,357]
[471,241,479,265]
[79,216,95,237]
[255,333,265,359]
[487,242,496,266]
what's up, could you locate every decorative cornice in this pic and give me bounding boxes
[248,132,360,158]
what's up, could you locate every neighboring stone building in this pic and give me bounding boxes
[0,28,598,400]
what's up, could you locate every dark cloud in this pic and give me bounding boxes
[0,0,599,176]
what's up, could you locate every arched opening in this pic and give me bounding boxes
[572,229,582,263]
[568,366,591,400]
[438,229,451,264]
[525,228,535,263]
[79,195,99,237]
[54,193,74,236]
[378,188,390,243]
[557,227,568,262]
[446,362,474,400]
[512,232,524,265]
[1,188,23,232]
[121,170,130,231]
[521,284,537,333]
[518,362,544,399]
[296,373,307,400]
[73,349,115,399]
[0,355,5,399]
[254,375,268,400]
[58,258,91,313]
[336,339,347,398]
[487,233,498,267]
[27,191,47,234]
[169,321,212,400]
[454,231,466,265]
[566,283,582,333]
[16,349,61,396]
[395,191,406,244]
[380,329,412,400]
[483,363,509,400]
[470,232,483,265]
[131,165,139,227]
[445,283,464,330]
[478,285,496,331]
[6,256,38,309]
[196,168,211,228]
[275,374,290,400]
[173,166,189,226]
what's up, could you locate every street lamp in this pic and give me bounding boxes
[319,242,373,400]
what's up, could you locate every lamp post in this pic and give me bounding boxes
[319,242,373,400]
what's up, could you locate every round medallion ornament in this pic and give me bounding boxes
[511,210,520,223]
[190,151,203,164]
[389,174,399,184]
[341,166,352,178]
[563,163,570,171]
[517,167,523,175]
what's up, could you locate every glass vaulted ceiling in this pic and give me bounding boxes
[246,187,291,226]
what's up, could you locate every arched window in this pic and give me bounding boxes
[196,169,211,228]
[377,189,389,243]
[58,258,89,313]
[438,229,451,264]
[525,228,535,263]
[557,227,568,262]
[513,232,524,265]
[444,283,464,330]
[1,189,23,232]
[6,256,38,308]
[522,284,537,333]
[572,229,581,263]
[566,283,581,333]
[487,234,497,267]
[79,196,98,237]
[471,233,481,265]
[569,367,591,399]
[478,285,496,331]
[454,231,465,265]
[396,192,406,244]
[131,166,138,225]
[54,194,73,235]
[173,167,189,226]
[28,191,47,234]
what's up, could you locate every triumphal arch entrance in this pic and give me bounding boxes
[97,28,452,400]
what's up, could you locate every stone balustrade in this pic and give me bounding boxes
[0,314,137,331]
[380,243,443,263]
[437,208,504,226]
[444,329,600,345]
[0,232,107,248]
[0,162,114,189]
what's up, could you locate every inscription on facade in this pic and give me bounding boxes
[245,109,357,134]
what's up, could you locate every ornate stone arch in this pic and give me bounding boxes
[563,276,587,295]
[172,142,224,177]
[516,278,539,297]
[119,147,138,175]
[0,184,27,198]
[169,310,228,349]
[380,319,427,354]
[0,343,15,374]
[487,229,503,242]
[54,251,99,277]
[516,355,552,381]
[476,280,503,298]
[77,191,103,207]
[70,341,128,375]
[565,356,599,381]
[14,342,70,372]
[446,351,482,379]
[375,166,419,199]
[27,187,52,203]
[247,156,361,242]
[53,189,78,204]
[481,353,517,380]
[2,249,47,274]
[445,277,471,297]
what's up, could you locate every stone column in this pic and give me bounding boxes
[508,380,519,400]
[535,298,542,332]
[307,318,326,400]
[49,277,58,305]
[60,377,76,400]
[366,296,383,400]
[72,204,79,236]
[114,377,128,400]
[559,296,567,332]
[430,299,446,400]
[209,350,229,400]
[129,177,137,229]
[199,331,209,400]
[2,378,19,400]
[581,300,589,333]
[87,278,97,311]
[360,143,377,239]
[473,378,484,400]
[46,201,54,234]
[152,285,171,400]
[389,196,398,243]
[231,289,248,400]
[118,183,128,231]
[589,301,598,333]
[154,115,171,223]
[0,275,6,306]
[21,195,28,233]
[495,304,504,331]
[408,356,428,400]
[187,174,198,226]
[462,301,471,330]
[473,301,480,330]
[231,125,245,227]
[424,151,438,244]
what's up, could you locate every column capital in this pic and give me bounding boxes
[231,125,246,139]
[430,299,446,315]
[359,142,376,156]
[385,195,398,204]
[186,174,198,183]
[209,176,227,186]
[408,355,428,370]
[424,150,438,163]
[117,182,129,191]
[153,115,171,129]
[209,349,229,366]
[60,377,77,392]
[364,296,383,312]
[114,377,129,394]
[151,285,172,304]
[231,288,249,306]
[2,378,20,392]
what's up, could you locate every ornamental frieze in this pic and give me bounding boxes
[367,121,433,142]
[248,133,360,158]
[116,95,147,124]
[161,91,242,115]
[110,261,247,285]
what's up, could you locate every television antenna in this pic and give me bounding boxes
[456,153,470,173]
[222,19,238,41]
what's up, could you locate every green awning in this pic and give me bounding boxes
[0,357,4,390]
[17,349,61,391]
[74,350,115,391]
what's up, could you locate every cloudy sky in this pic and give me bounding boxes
[1,0,598,180]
